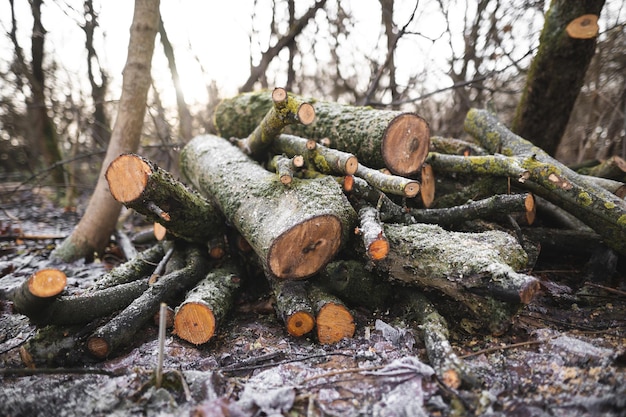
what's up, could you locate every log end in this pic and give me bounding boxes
[269,214,343,279]
[174,302,216,345]
[566,14,599,39]
[106,154,152,203]
[297,103,316,126]
[87,336,110,359]
[368,238,389,261]
[382,113,430,176]
[404,181,420,198]
[316,302,355,344]
[28,269,67,298]
[285,311,315,337]
[344,156,359,175]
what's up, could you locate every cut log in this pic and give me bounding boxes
[21,280,149,325]
[180,134,356,279]
[11,269,67,319]
[213,90,431,176]
[355,203,389,261]
[577,156,626,183]
[233,87,315,157]
[271,134,358,176]
[174,259,242,345]
[87,244,210,359]
[379,223,539,334]
[269,277,315,337]
[465,108,626,256]
[106,153,225,244]
[381,223,538,305]
[307,284,355,344]
[355,163,420,198]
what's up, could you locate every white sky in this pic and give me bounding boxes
[1,1,623,111]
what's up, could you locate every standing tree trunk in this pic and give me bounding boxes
[512,0,606,156]
[51,0,160,262]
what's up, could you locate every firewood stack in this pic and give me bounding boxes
[11,88,626,386]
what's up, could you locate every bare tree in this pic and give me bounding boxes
[240,0,328,93]
[82,0,111,147]
[158,15,193,140]
[51,0,161,262]
[8,0,64,187]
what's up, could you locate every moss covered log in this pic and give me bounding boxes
[213,90,430,176]
[181,134,356,279]
[465,108,626,256]
[106,154,225,244]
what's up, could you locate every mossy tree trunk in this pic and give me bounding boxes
[512,0,606,156]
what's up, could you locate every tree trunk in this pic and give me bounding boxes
[29,0,64,187]
[50,0,160,262]
[180,134,356,280]
[512,0,606,156]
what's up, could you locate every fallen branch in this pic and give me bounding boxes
[401,291,480,389]
[87,244,210,358]
[465,108,626,255]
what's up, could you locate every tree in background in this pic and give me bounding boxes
[51,0,160,262]
[7,0,64,187]
[512,0,606,156]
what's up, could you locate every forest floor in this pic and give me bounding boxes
[0,186,624,417]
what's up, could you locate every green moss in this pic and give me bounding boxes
[577,192,593,207]
[313,153,331,174]
[604,201,616,210]
[618,214,626,226]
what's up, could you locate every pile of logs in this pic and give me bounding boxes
[9,88,626,389]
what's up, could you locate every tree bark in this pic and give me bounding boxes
[180,134,356,280]
[50,0,160,262]
[213,90,430,176]
[512,0,606,156]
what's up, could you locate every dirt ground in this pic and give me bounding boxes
[0,188,624,417]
